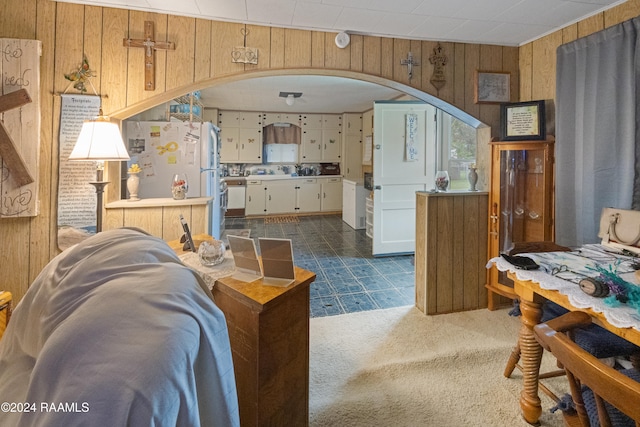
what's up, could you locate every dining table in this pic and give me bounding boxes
[489,245,640,424]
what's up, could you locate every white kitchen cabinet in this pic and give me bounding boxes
[246,180,267,216]
[300,128,322,162]
[246,180,297,215]
[263,112,301,126]
[219,110,263,163]
[218,110,240,127]
[300,124,342,162]
[266,181,297,214]
[220,127,263,163]
[295,178,321,213]
[343,113,362,135]
[343,133,362,180]
[342,113,363,180]
[320,177,342,211]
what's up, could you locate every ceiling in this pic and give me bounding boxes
[61,0,625,115]
[197,75,412,114]
[60,0,624,46]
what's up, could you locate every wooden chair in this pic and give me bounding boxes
[0,291,12,340]
[534,311,640,427]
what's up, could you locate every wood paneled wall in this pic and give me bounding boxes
[0,0,638,303]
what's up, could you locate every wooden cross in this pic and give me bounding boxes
[123,21,175,91]
[0,88,34,187]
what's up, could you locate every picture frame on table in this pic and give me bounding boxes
[474,70,511,104]
[500,100,546,141]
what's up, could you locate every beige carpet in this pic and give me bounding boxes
[309,305,567,427]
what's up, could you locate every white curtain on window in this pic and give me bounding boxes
[555,17,640,247]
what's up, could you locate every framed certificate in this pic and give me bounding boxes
[500,100,546,141]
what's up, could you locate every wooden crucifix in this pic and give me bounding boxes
[123,21,175,91]
[0,88,34,187]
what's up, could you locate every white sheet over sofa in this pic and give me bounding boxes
[0,228,239,427]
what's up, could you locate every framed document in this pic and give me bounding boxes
[500,100,546,141]
[474,70,510,104]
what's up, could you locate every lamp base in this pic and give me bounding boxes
[89,181,109,233]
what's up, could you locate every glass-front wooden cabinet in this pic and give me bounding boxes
[486,138,555,310]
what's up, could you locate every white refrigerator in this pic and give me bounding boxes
[124,120,225,238]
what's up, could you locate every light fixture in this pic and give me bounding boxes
[279,91,302,106]
[68,108,130,232]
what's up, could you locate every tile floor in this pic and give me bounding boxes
[225,214,415,318]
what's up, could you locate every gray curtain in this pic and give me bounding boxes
[555,17,640,247]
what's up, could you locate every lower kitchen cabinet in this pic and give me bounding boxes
[245,177,342,216]
[295,179,321,213]
[246,181,267,216]
[266,181,297,214]
[320,177,342,211]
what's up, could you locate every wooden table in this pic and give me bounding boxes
[168,234,316,427]
[510,272,640,424]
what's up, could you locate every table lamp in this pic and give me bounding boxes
[68,109,130,232]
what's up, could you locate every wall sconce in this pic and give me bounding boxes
[279,91,302,106]
[68,109,130,232]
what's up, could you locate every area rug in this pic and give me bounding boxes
[309,306,567,427]
[264,215,300,224]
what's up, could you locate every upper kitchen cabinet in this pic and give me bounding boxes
[342,113,363,180]
[263,113,302,127]
[219,110,263,163]
[301,114,342,162]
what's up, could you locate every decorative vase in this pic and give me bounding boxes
[467,166,478,191]
[171,173,188,200]
[434,170,450,192]
[198,239,226,267]
[127,172,140,201]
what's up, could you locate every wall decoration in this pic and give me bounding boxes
[400,52,419,80]
[500,100,546,141]
[63,56,95,93]
[0,38,41,218]
[474,70,510,104]
[123,21,176,91]
[428,43,447,91]
[231,27,258,64]
[405,114,419,161]
[57,94,101,231]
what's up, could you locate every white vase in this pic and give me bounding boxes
[468,167,478,191]
[127,172,140,201]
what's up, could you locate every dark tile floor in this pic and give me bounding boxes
[225,214,415,318]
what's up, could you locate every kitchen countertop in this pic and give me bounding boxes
[243,175,342,181]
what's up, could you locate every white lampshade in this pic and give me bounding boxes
[69,112,130,161]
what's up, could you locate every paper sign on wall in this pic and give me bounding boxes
[405,113,419,161]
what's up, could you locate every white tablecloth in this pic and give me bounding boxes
[488,244,640,329]
[179,251,236,290]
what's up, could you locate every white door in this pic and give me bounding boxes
[372,102,436,255]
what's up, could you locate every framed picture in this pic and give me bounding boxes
[474,71,511,104]
[500,100,546,141]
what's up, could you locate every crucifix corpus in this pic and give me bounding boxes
[400,52,420,80]
[0,88,34,186]
[123,21,175,91]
